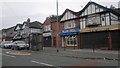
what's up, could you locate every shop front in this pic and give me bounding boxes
[60,29,79,48]
[43,33,52,47]
[80,25,120,49]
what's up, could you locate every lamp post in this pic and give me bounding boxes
[56,0,59,52]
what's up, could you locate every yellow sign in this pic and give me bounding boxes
[80,25,120,32]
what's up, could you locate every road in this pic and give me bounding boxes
[1,47,120,68]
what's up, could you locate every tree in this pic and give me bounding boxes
[48,15,59,20]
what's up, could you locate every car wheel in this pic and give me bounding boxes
[17,46,19,50]
[4,46,6,49]
[11,47,14,50]
[27,47,29,50]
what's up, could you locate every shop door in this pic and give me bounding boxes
[111,30,120,49]
[81,32,109,49]
[43,37,51,47]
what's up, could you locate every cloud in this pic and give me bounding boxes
[0,0,119,29]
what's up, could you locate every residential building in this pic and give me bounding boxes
[13,18,43,44]
[1,26,15,42]
[13,24,23,40]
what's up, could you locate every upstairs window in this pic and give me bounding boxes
[44,25,51,31]
[64,20,75,29]
[86,15,101,27]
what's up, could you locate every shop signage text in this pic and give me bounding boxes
[91,28,109,32]
[60,29,79,36]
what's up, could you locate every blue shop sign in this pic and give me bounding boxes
[60,29,79,36]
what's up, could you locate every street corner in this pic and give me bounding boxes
[5,51,31,56]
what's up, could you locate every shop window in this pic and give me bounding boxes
[65,36,77,46]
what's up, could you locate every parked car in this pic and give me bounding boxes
[0,41,13,49]
[11,41,29,50]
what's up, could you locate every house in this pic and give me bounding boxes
[1,26,15,42]
[13,18,43,43]
[59,9,80,48]
[13,24,23,40]
[78,1,120,49]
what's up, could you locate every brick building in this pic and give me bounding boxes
[59,9,80,48]
[43,16,58,47]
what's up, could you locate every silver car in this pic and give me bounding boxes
[11,41,29,50]
[0,41,13,49]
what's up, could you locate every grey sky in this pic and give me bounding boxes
[0,0,119,29]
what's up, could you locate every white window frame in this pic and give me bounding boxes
[44,25,51,31]
[64,20,75,29]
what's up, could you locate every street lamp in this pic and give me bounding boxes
[56,0,59,52]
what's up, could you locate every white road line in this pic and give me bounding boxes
[31,60,54,66]
[2,54,16,58]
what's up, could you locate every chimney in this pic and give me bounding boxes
[27,18,30,23]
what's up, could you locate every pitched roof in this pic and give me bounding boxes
[14,24,23,31]
[78,1,120,16]
[24,21,42,29]
[59,9,79,20]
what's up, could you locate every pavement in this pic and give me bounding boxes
[42,47,119,60]
[4,47,119,60]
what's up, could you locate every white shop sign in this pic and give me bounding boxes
[43,33,52,37]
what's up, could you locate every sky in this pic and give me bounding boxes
[0,0,120,29]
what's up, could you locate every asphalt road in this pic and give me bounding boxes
[1,48,119,68]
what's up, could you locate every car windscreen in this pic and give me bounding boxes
[15,41,25,44]
[3,41,11,44]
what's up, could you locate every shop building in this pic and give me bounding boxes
[78,1,120,49]
[59,9,80,48]
[43,17,57,47]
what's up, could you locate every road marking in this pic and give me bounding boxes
[2,54,16,58]
[6,51,31,56]
[31,60,54,66]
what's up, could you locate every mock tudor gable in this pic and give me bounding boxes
[80,2,107,16]
[60,9,78,21]
[79,1,120,17]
